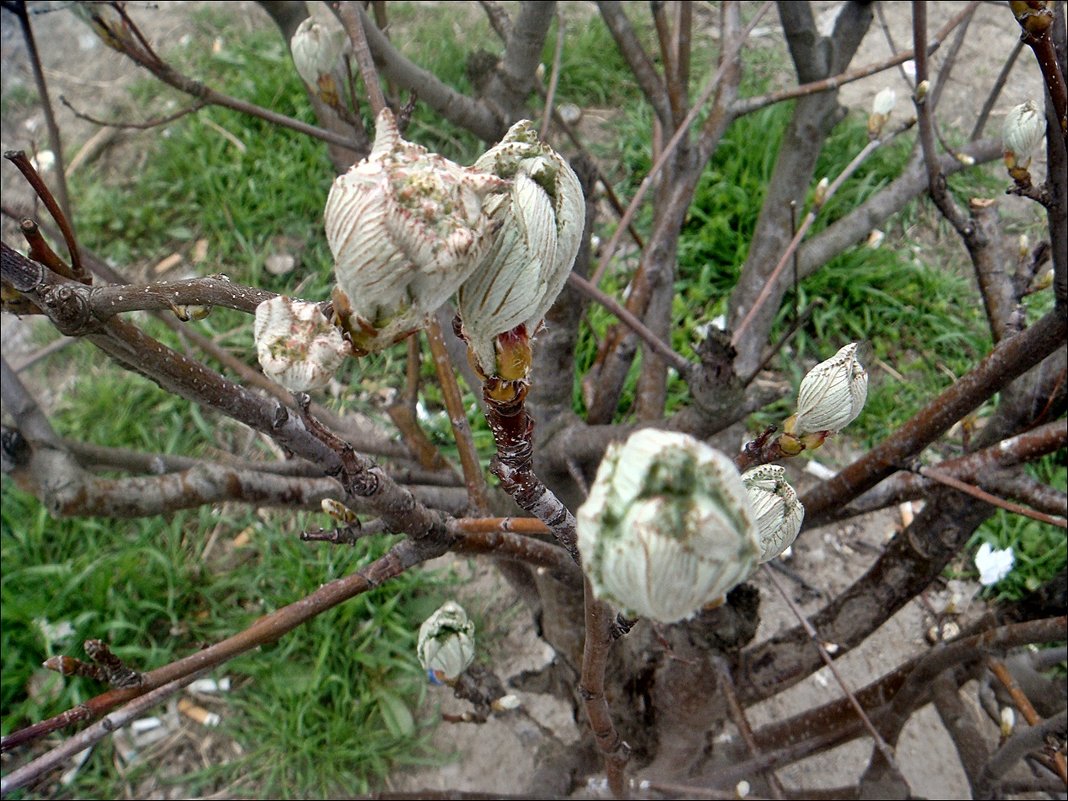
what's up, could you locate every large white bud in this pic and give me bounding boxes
[416,601,476,684]
[741,465,804,562]
[785,343,868,442]
[1002,100,1045,171]
[457,120,584,385]
[576,429,761,624]
[325,109,506,354]
[254,296,352,392]
[290,16,349,107]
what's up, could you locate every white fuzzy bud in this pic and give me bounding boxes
[742,465,804,562]
[1002,100,1045,170]
[417,601,476,684]
[325,109,506,354]
[254,296,352,392]
[867,87,896,138]
[457,120,584,379]
[576,429,761,623]
[290,16,349,104]
[787,343,868,436]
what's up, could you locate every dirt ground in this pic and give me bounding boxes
[0,2,1051,799]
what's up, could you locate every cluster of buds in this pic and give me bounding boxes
[456,121,584,403]
[253,295,352,392]
[741,465,804,562]
[290,15,350,109]
[867,88,897,139]
[576,429,761,624]
[781,342,868,454]
[324,109,506,354]
[1002,100,1045,185]
[417,601,476,684]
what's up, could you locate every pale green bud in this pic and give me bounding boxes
[812,177,830,207]
[576,429,761,623]
[457,120,584,378]
[417,601,476,684]
[786,343,868,437]
[325,110,507,354]
[1002,100,1044,170]
[254,296,352,392]
[741,465,804,562]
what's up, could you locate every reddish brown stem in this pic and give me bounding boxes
[4,150,85,282]
[483,391,580,562]
[580,579,630,798]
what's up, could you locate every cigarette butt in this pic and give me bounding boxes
[188,677,231,694]
[178,697,220,727]
[232,528,253,548]
[131,716,163,734]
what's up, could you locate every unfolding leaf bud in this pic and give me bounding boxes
[417,601,476,684]
[914,80,930,103]
[576,429,761,623]
[325,109,506,354]
[741,465,804,562]
[290,16,349,107]
[784,342,868,440]
[1002,100,1044,171]
[457,120,584,383]
[254,296,352,392]
[867,87,896,138]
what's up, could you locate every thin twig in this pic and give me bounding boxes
[762,565,903,777]
[730,2,979,118]
[567,272,692,375]
[0,669,211,795]
[731,120,914,350]
[971,40,1024,141]
[590,0,773,287]
[0,539,426,756]
[580,580,630,798]
[539,8,565,138]
[714,658,785,799]
[919,466,1066,528]
[4,150,85,282]
[10,0,74,231]
[336,1,387,117]
[988,657,1068,784]
[60,95,207,130]
[426,318,491,514]
[875,0,916,90]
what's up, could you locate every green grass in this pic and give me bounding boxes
[964,454,1068,603]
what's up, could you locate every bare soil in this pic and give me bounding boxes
[0,2,1049,798]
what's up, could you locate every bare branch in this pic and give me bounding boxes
[426,318,491,513]
[580,582,630,797]
[800,308,1068,526]
[595,1,672,127]
[60,94,207,130]
[977,709,1068,798]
